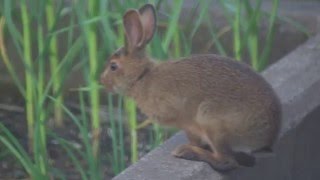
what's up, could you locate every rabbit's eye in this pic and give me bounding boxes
[110,62,118,71]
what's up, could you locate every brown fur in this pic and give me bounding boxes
[100,4,281,171]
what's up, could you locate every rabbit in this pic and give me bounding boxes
[100,4,281,171]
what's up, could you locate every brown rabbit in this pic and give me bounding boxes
[100,4,281,171]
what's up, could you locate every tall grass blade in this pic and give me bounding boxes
[21,0,35,153]
[117,96,125,171]
[259,0,279,71]
[162,0,183,51]
[0,17,25,96]
[125,98,138,163]
[245,0,262,70]
[108,94,119,173]
[0,123,47,179]
[233,0,242,60]
[46,0,64,127]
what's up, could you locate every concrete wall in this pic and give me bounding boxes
[112,34,320,180]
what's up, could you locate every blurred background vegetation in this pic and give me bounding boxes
[0,0,309,179]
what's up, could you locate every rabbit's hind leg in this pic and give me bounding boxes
[205,132,255,169]
[185,130,212,151]
[172,144,238,172]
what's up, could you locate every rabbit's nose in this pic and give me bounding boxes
[100,69,109,84]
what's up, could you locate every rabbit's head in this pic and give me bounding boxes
[100,4,156,94]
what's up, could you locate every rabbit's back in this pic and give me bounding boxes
[151,54,275,106]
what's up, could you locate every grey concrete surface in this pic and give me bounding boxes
[112,34,320,180]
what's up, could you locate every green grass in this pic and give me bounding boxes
[46,0,65,127]
[49,92,102,180]
[0,0,302,178]
[218,0,279,71]
[21,0,35,153]
[73,0,102,159]
[0,122,49,179]
[108,95,125,174]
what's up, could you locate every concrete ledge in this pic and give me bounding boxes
[113,34,320,180]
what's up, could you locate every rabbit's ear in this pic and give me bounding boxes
[123,10,144,53]
[139,4,156,44]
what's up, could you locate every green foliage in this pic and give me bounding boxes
[0,122,49,179]
[218,0,279,71]
[49,93,102,180]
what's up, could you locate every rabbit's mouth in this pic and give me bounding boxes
[103,83,125,95]
[100,83,113,93]
[100,79,114,93]
[112,85,126,95]
[100,74,114,92]
[100,76,126,94]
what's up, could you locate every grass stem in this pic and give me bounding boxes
[46,0,64,127]
[21,0,35,153]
